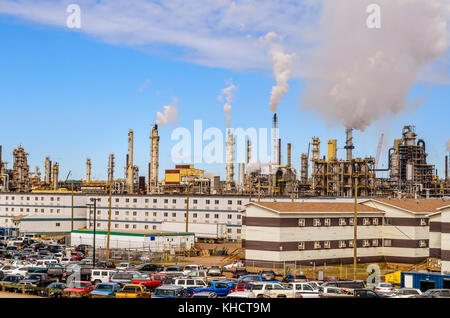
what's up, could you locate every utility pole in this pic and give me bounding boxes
[185,181,193,233]
[89,198,100,268]
[353,177,358,280]
[106,184,112,260]
[71,182,74,231]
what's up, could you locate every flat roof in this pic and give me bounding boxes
[71,229,195,237]
[368,198,450,213]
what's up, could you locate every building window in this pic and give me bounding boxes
[206,200,210,204]
[132,224,136,229]
[298,219,305,227]
[144,225,149,230]
[324,218,331,227]
[349,218,354,226]
[298,242,305,250]
[56,223,60,227]
[172,213,176,217]
[227,228,232,234]
[348,240,354,248]
[419,240,427,248]
[314,241,321,249]
[115,198,119,203]
[339,218,347,226]
[339,241,346,248]
[214,214,219,219]
[164,199,168,204]
[384,239,392,247]
[237,214,241,220]
[215,200,219,205]
[115,211,119,216]
[164,212,168,217]
[126,199,129,203]
[313,219,321,227]
[193,199,198,204]
[372,218,379,226]
[153,212,157,217]
[115,224,119,228]
[145,212,149,216]
[237,200,242,205]
[324,241,330,249]
[193,213,197,218]
[363,218,370,226]
[153,199,157,203]
[228,200,232,205]
[133,212,137,216]
[172,199,176,204]
[363,240,370,247]
[384,218,392,225]
[237,229,241,234]
[372,239,379,247]
[133,199,137,203]
[205,214,210,218]
[125,224,129,229]
[420,219,427,226]
[97,223,101,228]
[228,214,232,219]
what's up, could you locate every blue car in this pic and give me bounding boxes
[152,285,186,298]
[90,283,122,297]
[188,281,231,297]
[237,275,280,284]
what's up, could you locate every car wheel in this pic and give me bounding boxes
[257,294,264,298]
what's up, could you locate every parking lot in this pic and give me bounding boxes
[0,235,448,299]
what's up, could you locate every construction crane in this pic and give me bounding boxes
[375,133,384,170]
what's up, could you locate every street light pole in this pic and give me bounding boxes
[89,198,100,268]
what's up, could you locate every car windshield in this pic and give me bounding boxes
[154,289,176,297]
[27,274,42,280]
[379,283,392,287]
[96,284,113,291]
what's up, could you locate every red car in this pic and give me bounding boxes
[132,274,166,290]
[230,282,247,293]
[71,251,84,261]
[63,281,94,297]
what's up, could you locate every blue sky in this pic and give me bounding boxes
[0,1,449,181]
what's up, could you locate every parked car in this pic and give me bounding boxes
[226,291,256,298]
[135,263,163,273]
[160,265,184,276]
[207,267,223,277]
[230,282,247,293]
[232,268,248,278]
[152,285,187,298]
[43,282,67,298]
[282,274,308,283]
[90,282,122,297]
[71,251,84,261]
[91,269,116,285]
[247,282,295,298]
[116,284,151,298]
[320,288,385,298]
[416,289,450,298]
[173,277,207,290]
[131,273,166,290]
[18,273,57,287]
[183,264,205,274]
[238,275,279,284]
[258,270,278,281]
[96,261,116,269]
[288,282,320,298]
[10,266,30,277]
[1,274,25,284]
[321,280,366,290]
[116,262,133,271]
[110,271,140,286]
[387,288,422,298]
[80,259,93,266]
[192,291,218,298]
[187,281,231,297]
[63,281,94,297]
[373,282,394,294]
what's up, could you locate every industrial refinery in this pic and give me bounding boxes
[1,114,449,199]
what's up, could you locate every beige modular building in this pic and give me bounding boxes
[242,199,450,268]
[427,204,450,274]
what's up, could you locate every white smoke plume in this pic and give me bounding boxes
[446,139,450,152]
[262,32,296,113]
[218,80,237,127]
[301,0,449,131]
[156,98,178,126]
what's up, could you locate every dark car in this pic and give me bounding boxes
[322,280,366,289]
[258,270,277,281]
[42,282,67,298]
[47,244,64,254]
[1,274,25,284]
[417,289,450,298]
[282,274,308,283]
[96,261,116,269]
[136,263,163,273]
[232,268,249,278]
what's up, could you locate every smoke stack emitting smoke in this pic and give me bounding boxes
[263,32,296,113]
[156,98,178,126]
[218,81,237,127]
[301,0,448,131]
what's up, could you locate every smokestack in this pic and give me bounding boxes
[45,157,52,185]
[238,162,245,190]
[287,143,291,168]
[444,155,448,181]
[246,139,251,165]
[0,145,3,175]
[149,124,160,193]
[278,139,281,167]
[108,153,114,185]
[86,158,91,183]
[345,128,354,161]
[226,129,235,191]
[128,130,134,193]
[272,113,279,165]
[52,162,59,190]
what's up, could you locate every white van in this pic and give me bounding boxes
[183,264,204,274]
[91,269,117,285]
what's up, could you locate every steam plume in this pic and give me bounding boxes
[262,32,296,113]
[218,81,237,127]
[301,0,448,131]
[156,98,178,126]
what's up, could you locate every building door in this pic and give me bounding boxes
[419,280,435,292]
[443,279,450,289]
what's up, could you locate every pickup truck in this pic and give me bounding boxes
[131,273,166,290]
[287,282,320,298]
[319,288,385,298]
[185,270,227,282]
[116,284,151,298]
[187,281,231,297]
[18,273,57,288]
[247,282,295,298]
[63,281,94,297]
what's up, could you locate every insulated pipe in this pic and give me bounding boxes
[373,148,394,171]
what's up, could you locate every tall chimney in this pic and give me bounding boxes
[0,145,3,175]
[278,138,281,167]
[446,155,448,182]
[86,158,92,183]
[45,157,52,185]
[108,153,114,185]
[287,143,292,168]
[345,128,354,161]
[301,153,309,183]
[246,139,251,165]
[127,130,134,193]
[272,113,279,165]
[149,124,160,193]
[226,129,235,191]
